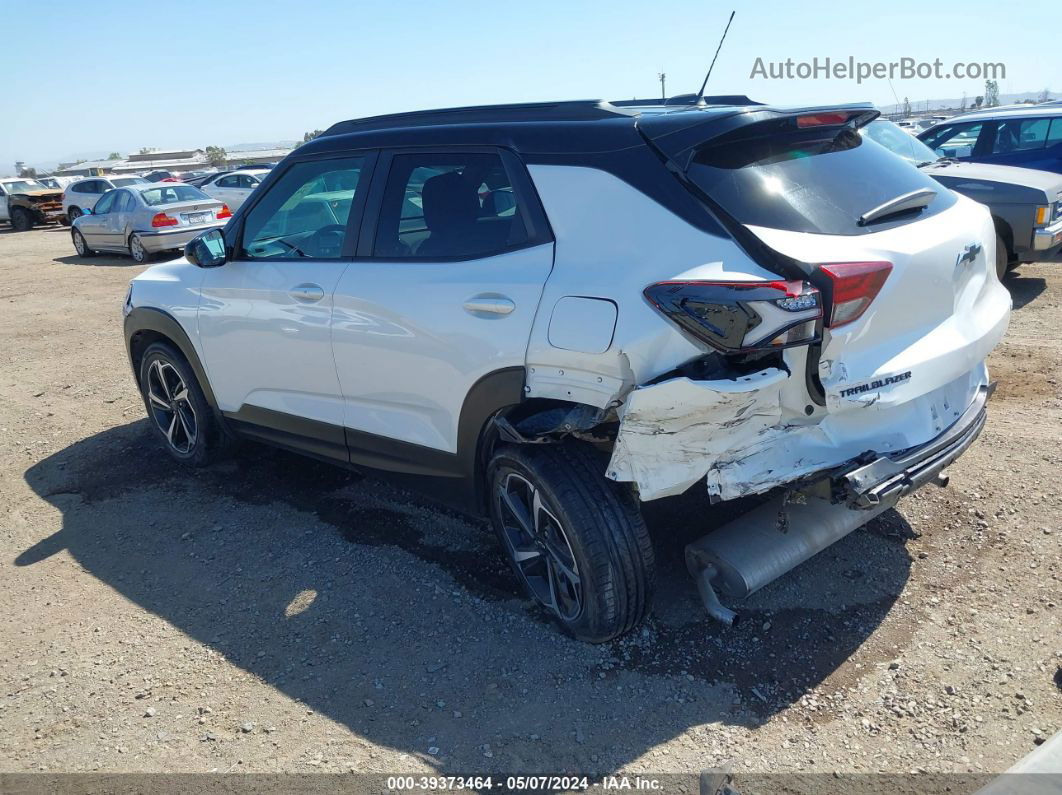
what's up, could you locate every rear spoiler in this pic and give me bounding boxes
[638,103,880,171]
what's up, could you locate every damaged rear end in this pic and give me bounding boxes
[603,103,1011,617]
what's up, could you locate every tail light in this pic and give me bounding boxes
[216,204,232,219]
[644,280,822,353]
[150,212,179,228]
[819,261,892,327]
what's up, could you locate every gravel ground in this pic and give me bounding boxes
[0,226,1059,780]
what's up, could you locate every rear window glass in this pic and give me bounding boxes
[140,185,209,206]
[687,125,954,235]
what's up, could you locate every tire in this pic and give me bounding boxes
[995,233,1009,281]
[487,443,654,642]
[67,207,82,223]
[10,207,34,232]
[138,342,226,466]
[129,233,151,264]
[72,229,95,257]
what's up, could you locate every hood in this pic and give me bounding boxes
[8,188,63,199]
[922,161,1062,194]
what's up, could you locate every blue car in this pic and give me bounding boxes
[918,106,1062,174]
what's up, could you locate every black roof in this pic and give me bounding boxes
[297,97,877,161]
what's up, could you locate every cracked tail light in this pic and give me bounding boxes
[819,261,892,327]
[644,280,822,353]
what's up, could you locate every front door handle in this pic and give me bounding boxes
[463,295,515,316]
[290,283,325,303]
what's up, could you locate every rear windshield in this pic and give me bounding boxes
[140,185,209,206]
[687,125,954,235]
[112,177,148,187]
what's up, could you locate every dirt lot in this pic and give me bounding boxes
[0,226,1059,782]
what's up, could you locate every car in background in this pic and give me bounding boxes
[63,176,151,222]
[864,119,1062,276]
[143,170,177,182]
[185,171,229,188]
[897,118,936,135]
[71,183,231,263]
[199,169,269,210]
[918,106,1062,173]
[36,175,78,191]
[0,177,64,231]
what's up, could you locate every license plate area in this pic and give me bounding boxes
[184,212,211,224]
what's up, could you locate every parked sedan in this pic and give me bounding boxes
[864,119,1062,276]
[71,184,231,263]
[199,169,269,210]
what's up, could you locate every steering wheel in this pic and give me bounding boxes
[305,224,346,258]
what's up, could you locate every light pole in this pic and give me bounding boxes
[658,72,666,100]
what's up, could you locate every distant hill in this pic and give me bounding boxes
[880,91,1060,114]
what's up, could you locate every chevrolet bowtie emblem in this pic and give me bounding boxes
[956,242,982,268]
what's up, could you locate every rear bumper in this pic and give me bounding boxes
[1033,218,1062,252]
[837,382,992,509]
[137,223,225,252]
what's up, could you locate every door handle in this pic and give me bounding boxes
[463,295,515,316]
[290,283,325,303]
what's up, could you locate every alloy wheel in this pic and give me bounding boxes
[73,231,85,256]
[497,472,583,621]
[145,359,197,454]
[131,235,147,263]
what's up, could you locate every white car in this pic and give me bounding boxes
[122,98,1011,642]
[63,175,150,221]
[198,169,269,211]
[36,175,78,191]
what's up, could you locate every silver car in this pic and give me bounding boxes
[71,183,230,263]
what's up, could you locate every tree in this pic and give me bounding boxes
[901,97,911,117]
[204,146,227,167]
[302,129,324,143]
[973,95,983,109]
[984,80,1000,108]
[138,147,153,155]
[19,166,36,178]
[107,152,122,160]
[1038,88,1051,103]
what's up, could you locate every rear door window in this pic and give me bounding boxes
[921,122,983,157]
[992,118,1050,153]
[372,152,529,258]
[686,124,953,236]
[1048,119,1062,147]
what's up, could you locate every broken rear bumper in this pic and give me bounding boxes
[837,383,991,509]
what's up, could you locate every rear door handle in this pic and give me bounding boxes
[463,295,515,316]
[290,283,325,303]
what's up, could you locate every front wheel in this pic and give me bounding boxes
[138,342,227,466]
[67,207,82,223]
[995,233,1009,281]
[10,207,33,232]
[488,443,654,642]
[72,229,95,257]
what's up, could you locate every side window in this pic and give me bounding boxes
[993,118,1050,153]
[94,190,118,214]
[216,175,239,188]
[373,151,529,259]
[90,181,105,194]
[114,191,134,213]
[239,156,367,260]
[924,123,983,158]
[238,174,257,189]
[1048,119,1062,147]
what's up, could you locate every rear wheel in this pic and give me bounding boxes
[488,443,654,642]
[129,233,151,264]
[72,229,95,257]
[138,342,226,466]
[10,207,33,232]
[994,234,1009,281]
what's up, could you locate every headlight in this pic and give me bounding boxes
[122,283,134,317]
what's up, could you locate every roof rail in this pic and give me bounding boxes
[321,100,626,137]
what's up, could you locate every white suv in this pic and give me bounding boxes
[122,98,1011,641]
[63,175,149,221]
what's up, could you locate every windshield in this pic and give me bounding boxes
[861,120,940,165]
[112,177,149,187]
[2,180,46,192]
[140,185,211,206]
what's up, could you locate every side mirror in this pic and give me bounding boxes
[83,207,92,215]
[185,228,227,268]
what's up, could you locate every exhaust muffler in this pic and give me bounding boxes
[685,491,892,623]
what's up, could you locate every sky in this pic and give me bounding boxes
[2,0,1058,172]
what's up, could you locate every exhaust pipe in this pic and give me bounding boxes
[686,492,892,623]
